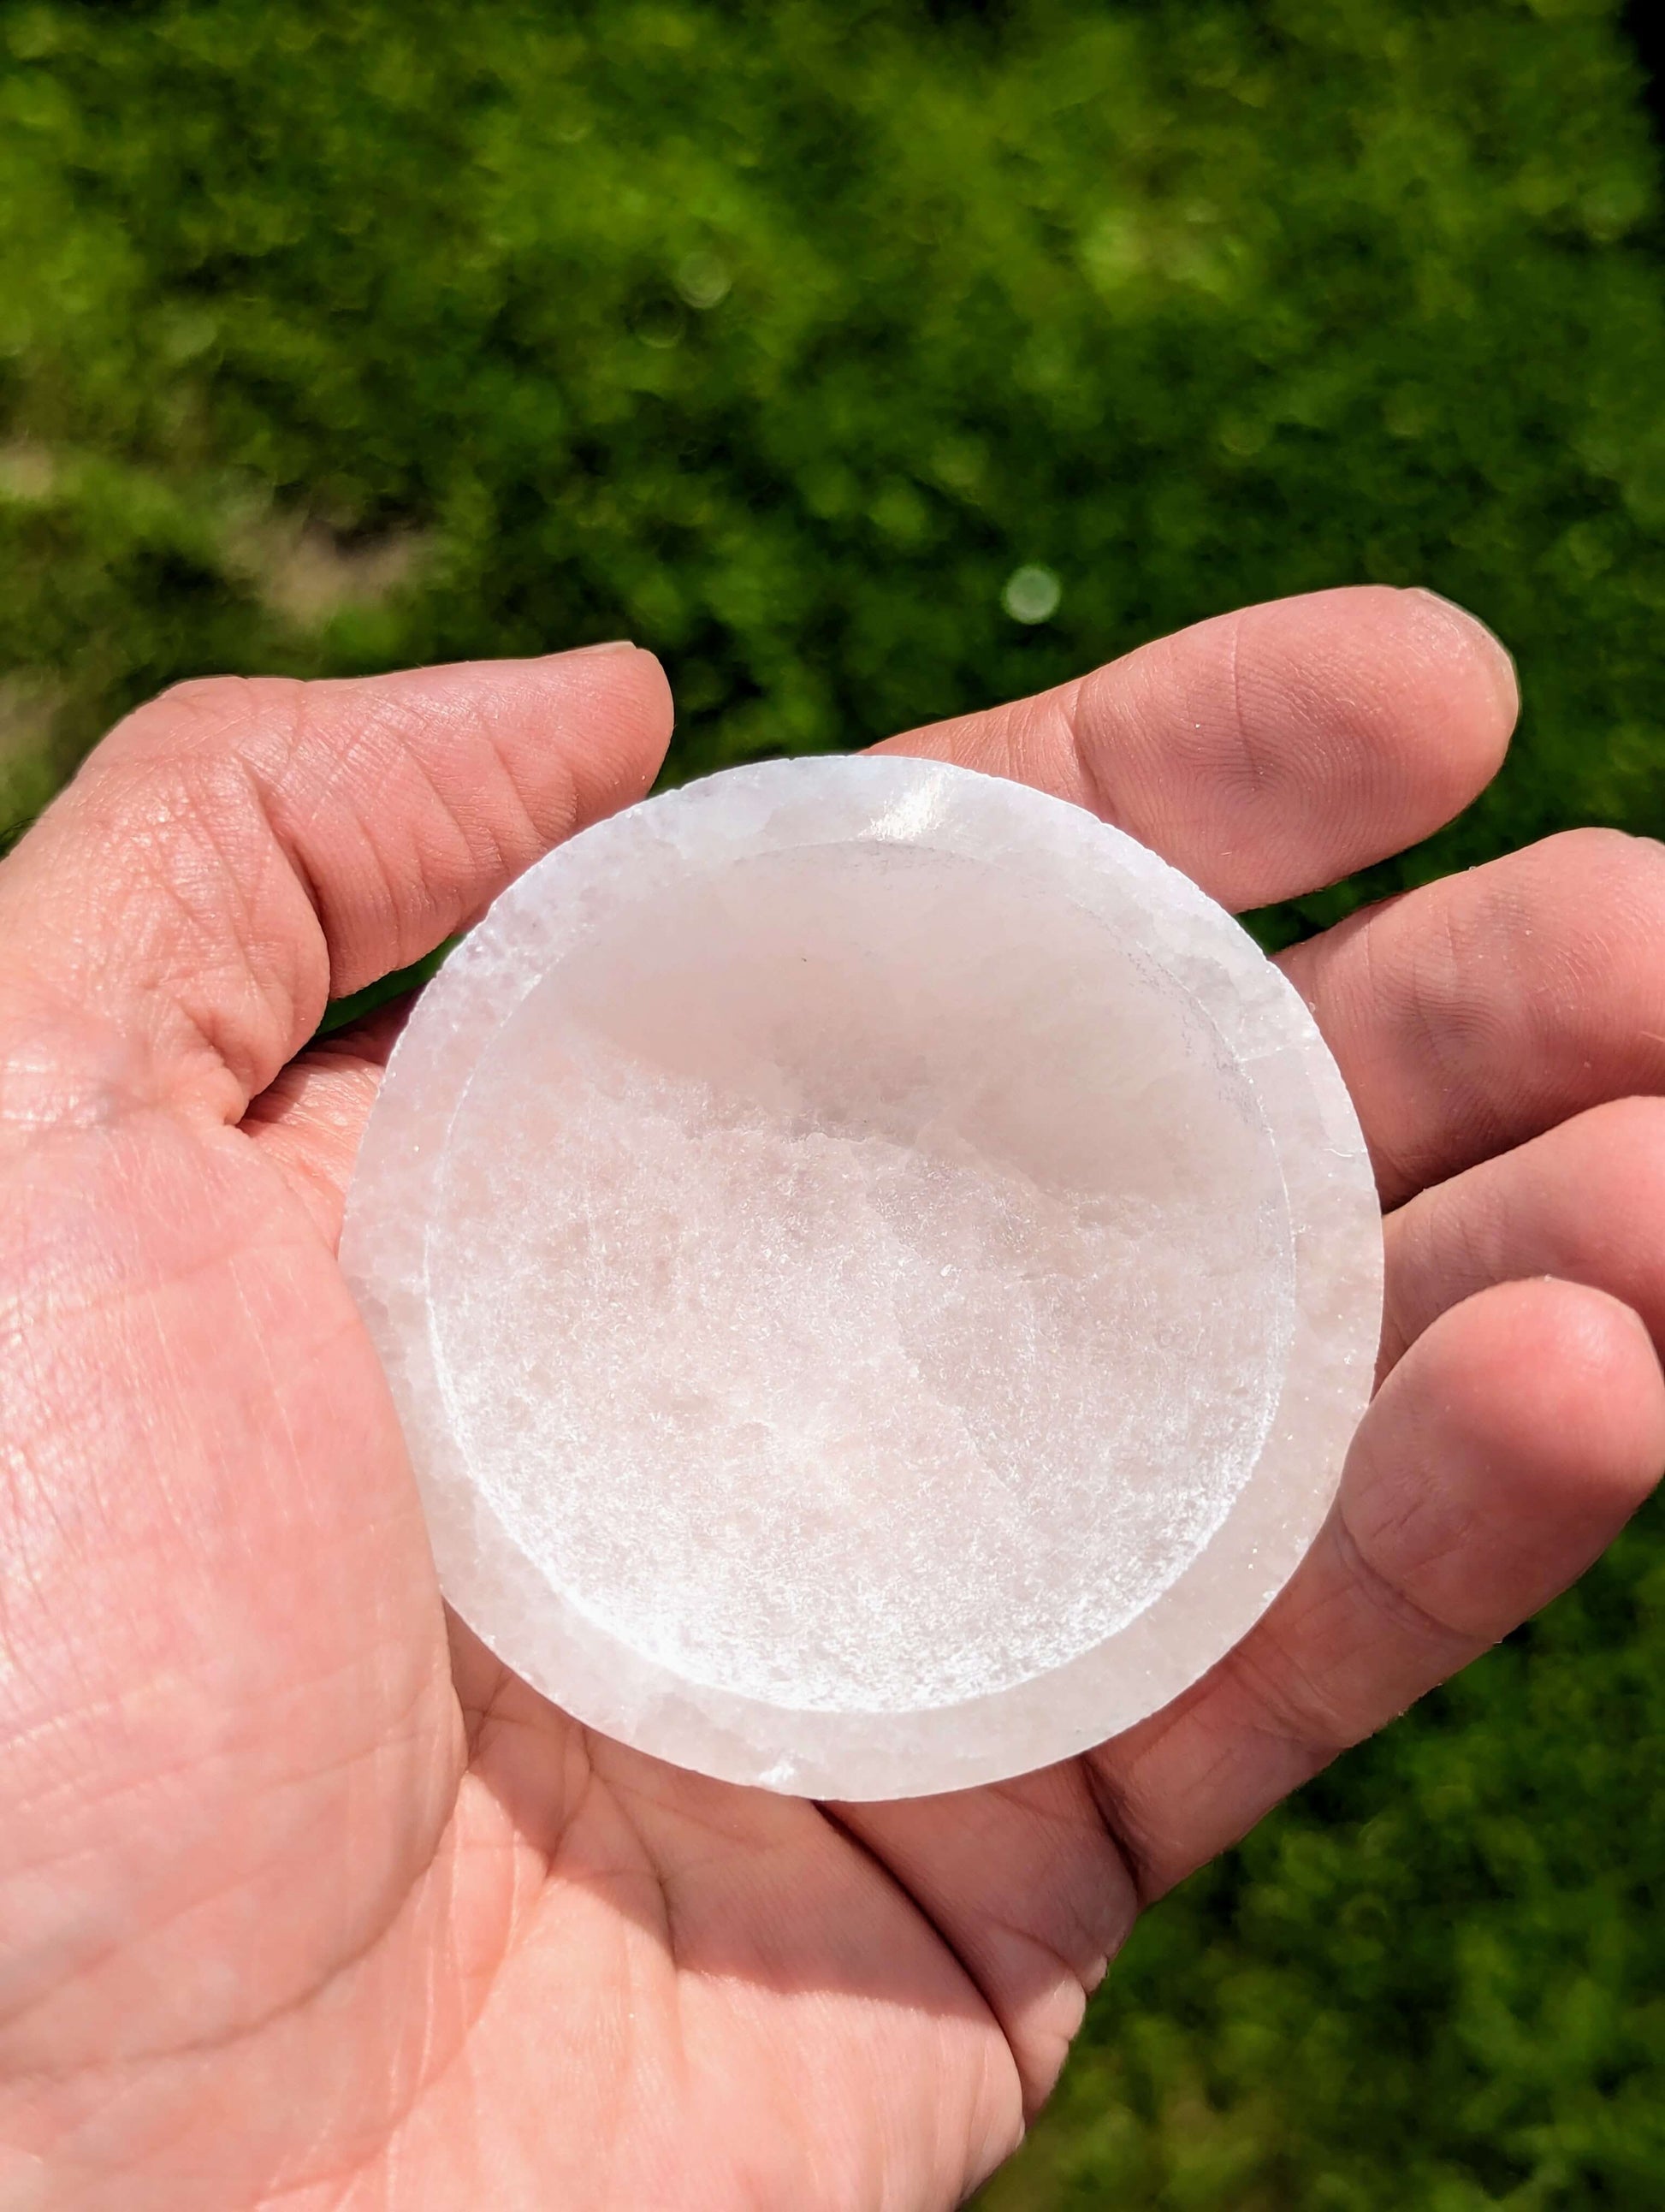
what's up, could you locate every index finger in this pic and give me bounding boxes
[874,584,1518,911]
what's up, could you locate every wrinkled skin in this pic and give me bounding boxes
[3,591,1664,2211]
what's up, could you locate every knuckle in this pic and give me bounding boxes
[108,674,302,765]
[1227,1628,1360,1760]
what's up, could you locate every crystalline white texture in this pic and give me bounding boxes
[341,756,1383,1800]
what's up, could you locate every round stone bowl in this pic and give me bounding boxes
[340,756,1383,1800]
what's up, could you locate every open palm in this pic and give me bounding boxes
[4,590,1663,2211]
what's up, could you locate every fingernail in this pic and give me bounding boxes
[572,638,636,655]
[1406,589,1520,724]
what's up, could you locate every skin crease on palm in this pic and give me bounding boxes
[3,590,1665,2212]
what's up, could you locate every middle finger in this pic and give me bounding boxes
[1280,827,1665,1207]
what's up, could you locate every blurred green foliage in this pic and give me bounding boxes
[3,0,1665,2203]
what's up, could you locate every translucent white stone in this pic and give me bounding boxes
[341,756,1382,1800]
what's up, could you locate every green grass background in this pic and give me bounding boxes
[5,0,1665,2202]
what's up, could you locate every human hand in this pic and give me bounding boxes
[3,591,1661,2209]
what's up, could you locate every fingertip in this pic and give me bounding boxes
[618,642,677,753]
[1355,1276,1665,1642]
[600,645,676,809]
[1390,1273,1665,1479]
[1238,583,1515,835]
[1203,582,1515,900]
[515,643,676,821]
[1401,589,1519,731]
[1378,1095,1665,1373]
[1105,582,1519,905]
[1520,1279,1665,1512]
[538,638,673,721]
[1396,586,1518,781]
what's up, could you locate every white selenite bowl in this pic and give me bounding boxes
[341,756,1383,1800]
